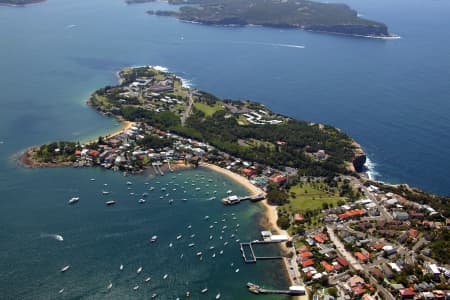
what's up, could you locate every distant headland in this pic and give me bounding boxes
[0,0,45,6]
[146,0,394,38]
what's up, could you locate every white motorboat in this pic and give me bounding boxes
[60,265,70,272]
[68,197,79,204]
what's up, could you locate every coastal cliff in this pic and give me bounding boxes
[351,142,367,172]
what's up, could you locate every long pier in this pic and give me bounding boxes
[247,282,306,296]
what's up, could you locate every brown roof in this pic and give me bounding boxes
[399,288,416,298]
[370,268,384,279]
[336,256,349,267]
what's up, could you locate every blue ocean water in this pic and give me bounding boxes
[0,0,449,298]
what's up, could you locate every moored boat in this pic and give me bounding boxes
[68,197,79,204]
[60,265,70,272]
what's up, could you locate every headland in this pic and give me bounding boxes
[147,0,394,38]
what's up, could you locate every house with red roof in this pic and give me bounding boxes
[399,288,416,299]
[355,252,369,262]
[336,256,349,268]
[300,251,313,260]
[373,243,384,251]
[268,174,287,185]
[321,261,334,272]
[409,229,418,239]
[313,233,329,244]
[88,149,100,157]
[339,209,366,220]
[301,259,315,268]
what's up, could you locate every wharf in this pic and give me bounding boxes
[222,193,265,205]
[247,282,306,296]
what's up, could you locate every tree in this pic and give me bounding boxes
[328,287,338,297]
[277,215,290,230]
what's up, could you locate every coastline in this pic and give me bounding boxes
[18,119,136,168]
[173,18,397,40]
[199,162,299,290]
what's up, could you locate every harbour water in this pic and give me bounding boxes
[0,0,450,298]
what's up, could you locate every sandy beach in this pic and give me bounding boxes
[105,120,135,140]
[199,162,300,289]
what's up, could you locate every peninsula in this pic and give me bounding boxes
[22,66,450,298]
[148,0,392,37]
[24,66,364,176]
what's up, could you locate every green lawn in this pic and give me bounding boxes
[173,79,189,98]
[194,101,223,117]
[283,182,346,212]
[242,138,275,151]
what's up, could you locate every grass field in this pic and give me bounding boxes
[283,182,346,212]
[240,138,275,151]
[194,101,223,117]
